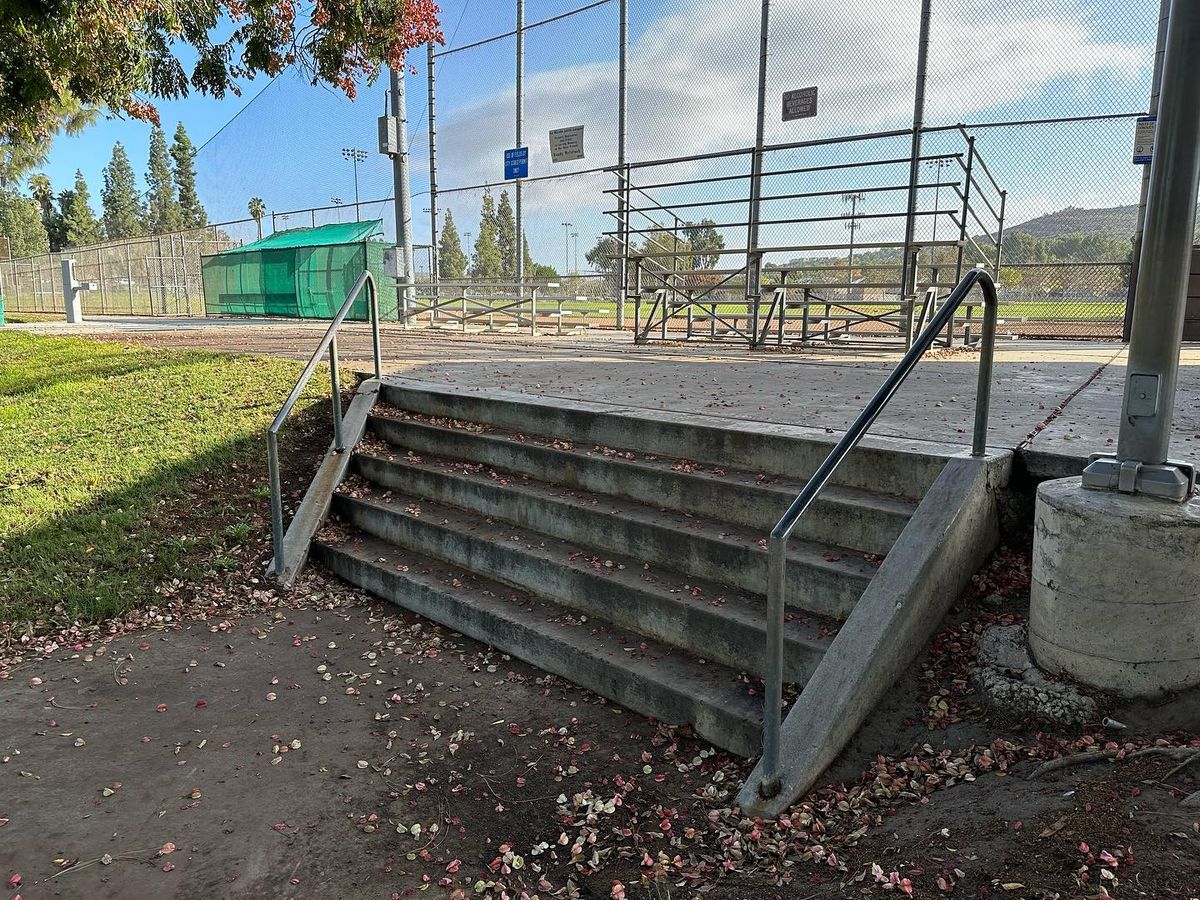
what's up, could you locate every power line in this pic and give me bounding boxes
[410,0,470,141]
[196,72,285,154]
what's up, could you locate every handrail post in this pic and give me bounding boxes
[759,532,787,798]
[329,333,345,452]
[972,274,998,456]
[369,277,382,380]
[268,431,284,575]
[633,259,643,343]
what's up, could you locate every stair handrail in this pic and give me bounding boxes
[756,267,998,799]
[266,270,384,576]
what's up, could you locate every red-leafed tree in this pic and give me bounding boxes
[0,1,443,145]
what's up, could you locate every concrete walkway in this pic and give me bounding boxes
[11,317,1200,477]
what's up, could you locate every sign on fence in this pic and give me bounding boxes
[549,125,585,163]
[1132,115,1156,165]
[504,147,529,179]
[782,86,818,121]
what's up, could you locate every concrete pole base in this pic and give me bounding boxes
[1030,477,1200,697]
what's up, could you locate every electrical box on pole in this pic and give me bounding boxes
[378,115,399,156]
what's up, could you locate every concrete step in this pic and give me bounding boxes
[367,410,915,556]
[330,484,837,681]
[350,449,878,619]
[311,528,764,755]
[379,378,954,500]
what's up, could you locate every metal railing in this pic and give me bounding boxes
[266,270,384,576]
[608,128,1005,348]
[756,267,998,799]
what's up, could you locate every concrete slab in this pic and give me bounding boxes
[14,318,1200,477]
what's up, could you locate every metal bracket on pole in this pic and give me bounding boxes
[1082,453,1196,500]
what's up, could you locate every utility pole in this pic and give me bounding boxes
[427,41,440,301]
[1124,0,1172,340]
[900,0,933,299]
[515,0,525,286]
[1030,0,1200,710]
[745,0,771,348]
[842,191,866,294]
[388,67,416,318]
[617,0,629,327]
[1081,0,1199,500]
[562,222,573,275]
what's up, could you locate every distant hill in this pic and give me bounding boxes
[1007,205,1137,241]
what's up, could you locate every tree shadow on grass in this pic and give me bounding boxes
[0,400,332,627]
[0,333,242,398]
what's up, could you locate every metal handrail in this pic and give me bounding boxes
[266,270,384,576]
[756,267,998,799]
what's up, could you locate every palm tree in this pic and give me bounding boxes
[247,196,265,240]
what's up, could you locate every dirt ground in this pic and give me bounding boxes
[3,536,1200,900]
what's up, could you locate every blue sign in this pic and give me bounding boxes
[504,147,529,180]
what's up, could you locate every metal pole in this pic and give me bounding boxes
[391,66,417,320]
[900,0,933,301]
[427,41,441,304]
[1083,0,1200,501]
[1125,0,1173,340]
[515,0,526,286]
[124,241,134,313]
[353,158,360,221]
[746,0,771,349]
[156,235,168,315]
[329,335,345,451]
[617,0,628,328]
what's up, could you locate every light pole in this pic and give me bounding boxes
[572,231,579,275]
[841,192,866,295]
[923,157,954,275]
[561,222,572,276]
[341,148,368,221]
[331,196,342,223]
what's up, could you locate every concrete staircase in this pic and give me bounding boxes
[310,380,999,762]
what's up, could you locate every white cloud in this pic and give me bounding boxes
[434,0,1146,205]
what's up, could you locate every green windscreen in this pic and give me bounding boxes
[201,220,396,320]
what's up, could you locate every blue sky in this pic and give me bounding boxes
[40,0,1157,267]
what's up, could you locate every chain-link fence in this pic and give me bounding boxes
[1,219,260,317]
[160,0,1167,338]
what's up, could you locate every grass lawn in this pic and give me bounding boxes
[0,331,330,627]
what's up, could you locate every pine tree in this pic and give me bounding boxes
[496,190,516,279]
[470,190,502,279]
[101,142,144,239]
[170,123,207,228]
[62,169,101,246]
[145,127,181,233]
[438,209,467,279]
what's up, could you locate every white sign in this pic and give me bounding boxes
[782,86,818,121]
[1133,115,1156,165]
[549,125,585,163]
